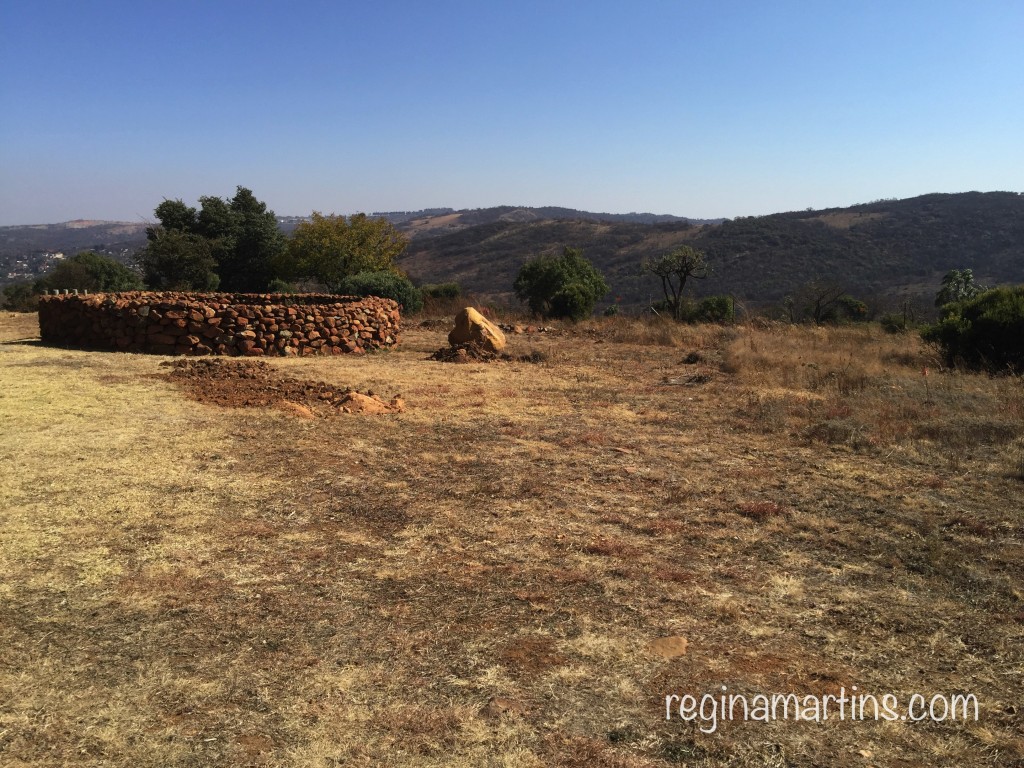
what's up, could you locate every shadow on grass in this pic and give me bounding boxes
[0,338,44,346]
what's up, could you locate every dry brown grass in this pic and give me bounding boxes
[1,311,1022,766]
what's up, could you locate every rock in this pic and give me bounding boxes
[447,307,506,353]
[648,636,688,659]
[338,391,402,414]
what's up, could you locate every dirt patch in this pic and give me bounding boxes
[161,358,404,415]
[498,636,568,674]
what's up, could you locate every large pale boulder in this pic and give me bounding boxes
[448,307,506,352]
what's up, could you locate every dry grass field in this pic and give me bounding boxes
[1,310,1022,767]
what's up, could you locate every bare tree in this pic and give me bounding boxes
[783,280,847,324]
[642,246,709,321]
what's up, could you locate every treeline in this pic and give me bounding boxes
[3,187,433,314]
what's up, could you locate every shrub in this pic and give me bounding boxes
[337,270,423,314]
[421,282,461,300]
[36,251,144,293]
[880,313,913,334]
[694,295,735,323]
[266,278,297,294]
[2,282,40,312]
[834,295,870,322]
[920,285,1024,372]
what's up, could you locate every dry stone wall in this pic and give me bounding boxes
[38,292,401,356]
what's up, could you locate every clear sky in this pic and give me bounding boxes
[1,0,1022,225]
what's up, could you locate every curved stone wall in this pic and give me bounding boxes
[38,292,401,356]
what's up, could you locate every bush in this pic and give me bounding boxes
[694,295,735,323]
[336,270,423,314]
[834,295,869,322]
[421,282,461,300]
[266,278,297,294]
[920,285,1024,372]
[2,282,40,312]
[649,295,734,323]
[514,246,609,321]
[880,313,913,334]
[36,251,144,293]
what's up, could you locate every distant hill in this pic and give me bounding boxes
[375,206,717,239]
[5,195,1022,316]
[398,192,1024,312]
[692,192,1024,306]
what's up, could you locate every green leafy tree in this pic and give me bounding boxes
[35,252,143,292]
[150,199,199,233]
[513,246,609,321]
[935,268,984,308]
[286,212,409,293]
[922,285,1024,372]
[139,187,285,292]
[642,245,709,321]
[136,229,219,290]
[217,187,286,292]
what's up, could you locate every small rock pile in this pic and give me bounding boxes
[162,358,405,416]
[430,342,507,363]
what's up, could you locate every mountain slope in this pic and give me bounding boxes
[399,192,1024,310]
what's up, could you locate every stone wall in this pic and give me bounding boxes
[38,292,401,356]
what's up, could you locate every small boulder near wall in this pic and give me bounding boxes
[448,307,506,353]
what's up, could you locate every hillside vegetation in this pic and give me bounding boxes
[399,192,1024,311]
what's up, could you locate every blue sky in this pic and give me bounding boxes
[1,0,1021,225]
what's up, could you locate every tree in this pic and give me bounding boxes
[286,213,408,293]
[922,285,1024,372]
[216,187,286,292]
[642,245,709,321]
[782,280,859,324]
[136,229,219,290]
[935,268,984,308]
[138,187,285,292]
[513,246,609,321]
[150,199,198,234]
[35,251,143,292]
